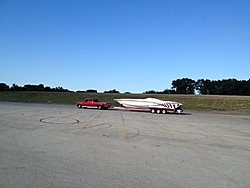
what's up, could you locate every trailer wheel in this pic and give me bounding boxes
[97,105,102,110]
[162,109,166,114]
[150,109,155,113]
[156,109,161,114]
[77,104,82,109]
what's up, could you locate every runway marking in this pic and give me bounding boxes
[143,115,203,156]
[2,114,38,125]
[164,116,245,150]
[75,111,104,135]
[0,112,20,116]
[120,112,130,143]
[184,123,245,149]
[216,126,250,137]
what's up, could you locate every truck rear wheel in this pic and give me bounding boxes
[162,109,166,114]
[97,105,102,110]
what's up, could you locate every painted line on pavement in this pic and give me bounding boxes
[143,115,203,156]
[164,116,245,150]
[184,123,245,149]
[2,114,38,125]
[75,111,104,135]
[120,112,130,143]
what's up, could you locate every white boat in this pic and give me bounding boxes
[114,98,183,114]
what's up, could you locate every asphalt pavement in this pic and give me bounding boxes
[0,102,249,188]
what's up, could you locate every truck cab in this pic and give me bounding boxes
[76,98,111,110]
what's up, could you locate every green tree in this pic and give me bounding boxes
[86,89,97,93]
[10,84,24,91]
[143,90,156,94]
[172,78,196,94]
[104,89,120,93]
[24,84,44,91]
[196,79,211,94]
[0,83,9,91]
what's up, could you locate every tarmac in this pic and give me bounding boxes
[0,102,250,187]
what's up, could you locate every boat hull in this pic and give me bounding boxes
[114,98,183,113]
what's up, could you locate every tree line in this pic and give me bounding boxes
[174,78,250,95]
[144,78,250,95]
[0,83,70,92]
[0,83,120,93]
[1,78,250,95]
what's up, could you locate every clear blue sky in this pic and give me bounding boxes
[1,0,249,93]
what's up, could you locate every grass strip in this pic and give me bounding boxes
[1,92,249,115]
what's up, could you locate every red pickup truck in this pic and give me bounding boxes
[76,98,111,110]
